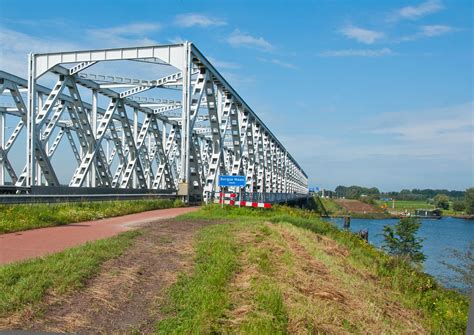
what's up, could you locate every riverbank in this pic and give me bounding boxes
[320,197,474,220]
[319,197,394,219]
[325,216,474,294]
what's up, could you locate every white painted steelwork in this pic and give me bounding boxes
[0,43,308,201]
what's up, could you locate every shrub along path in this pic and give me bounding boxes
[0,206,198,264]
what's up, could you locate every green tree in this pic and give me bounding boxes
[434,194,449,210]
[382,218,425,263]
[465,188,474,215]
[452,200,465,212]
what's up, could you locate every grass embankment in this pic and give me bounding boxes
[156,205,468,334]
[320,198,389,218]
[319,197,346,216]
[0,199,183,234]
[0,230,140,321]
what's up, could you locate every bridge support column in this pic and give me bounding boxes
[132,107,138,189]
[179,42,192,201]
[0,112,4,185]
[26,53,36,188]
[91,89,97,187]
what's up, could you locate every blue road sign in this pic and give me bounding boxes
[218,175,246,187]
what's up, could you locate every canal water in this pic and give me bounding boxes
[324,216,473,292]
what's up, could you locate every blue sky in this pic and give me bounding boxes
[0,0,472,191]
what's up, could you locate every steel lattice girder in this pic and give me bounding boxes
[0,42,308,199]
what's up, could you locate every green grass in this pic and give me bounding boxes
[0,230,140,316]
[155,223,241,334]
[155,217,289,335]
[0,198,184,234]
[442,209,465,216]
[376,199,469,216]
[377,200,434,212]
[237,224,288,334]
[178,205,469,334]
[268,214,467,333]
[319,197,345,215]
[239,279,287,334]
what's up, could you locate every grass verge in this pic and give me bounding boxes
[0,230,140,319]
[178,205,469,334]
[320,197,345,216]
[0,198,184,234]
[228,223,288,334]
[155,223,240,334]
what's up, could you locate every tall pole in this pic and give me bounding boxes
[133,107,138,189]
[147,135,152,188]
[0,111,4,185]
[180,41,191,201]
[36,93,43,185]
[26,53,36,188]
[91,89,97,187]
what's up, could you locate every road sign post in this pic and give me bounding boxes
[218,175,246,207]
[218,175,246,188]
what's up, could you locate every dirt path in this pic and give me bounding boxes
[6,218,214,333]
[334,199,382,213]
[0,207,199,265]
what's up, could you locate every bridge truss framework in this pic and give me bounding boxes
[0,43,308,201]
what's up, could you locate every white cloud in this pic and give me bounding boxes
[419,24,455,36]
[0,27,78,76]
[87,23,161,47]
[270,59,297,69]
[89,23,161,36]
[226,29,274,51]
[399,24,456,41]
[389,0,444,22]
[370,102,474,143]
[169,36,186,44]
[0,24,164,77]
[281,102,473,189]
[221,71,256,87]
[175,13,226,28]
[208,57,241,70]
[339,25,384,44]
[318,48,394,57]
[258,57,297,69]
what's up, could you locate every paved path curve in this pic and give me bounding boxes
[0,206,199,265]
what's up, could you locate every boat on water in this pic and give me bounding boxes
[413,209,442,219]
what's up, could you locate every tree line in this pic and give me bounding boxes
[334,185,466,201]
[332,185,474,214]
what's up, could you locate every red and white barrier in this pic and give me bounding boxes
[215,192,272,209]
[237,201,272,208]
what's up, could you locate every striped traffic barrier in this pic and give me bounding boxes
[214,197,272,209]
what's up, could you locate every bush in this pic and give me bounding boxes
[382,217,426,263]
[434,194,449,210]
[452,201,465,212]
[465,188,474,215]
[359,196,376,205]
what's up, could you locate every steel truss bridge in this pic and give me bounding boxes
[0,43,308,202]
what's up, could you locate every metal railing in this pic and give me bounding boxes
[206,191,309,204]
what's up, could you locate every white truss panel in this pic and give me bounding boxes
[34,45,185,78]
